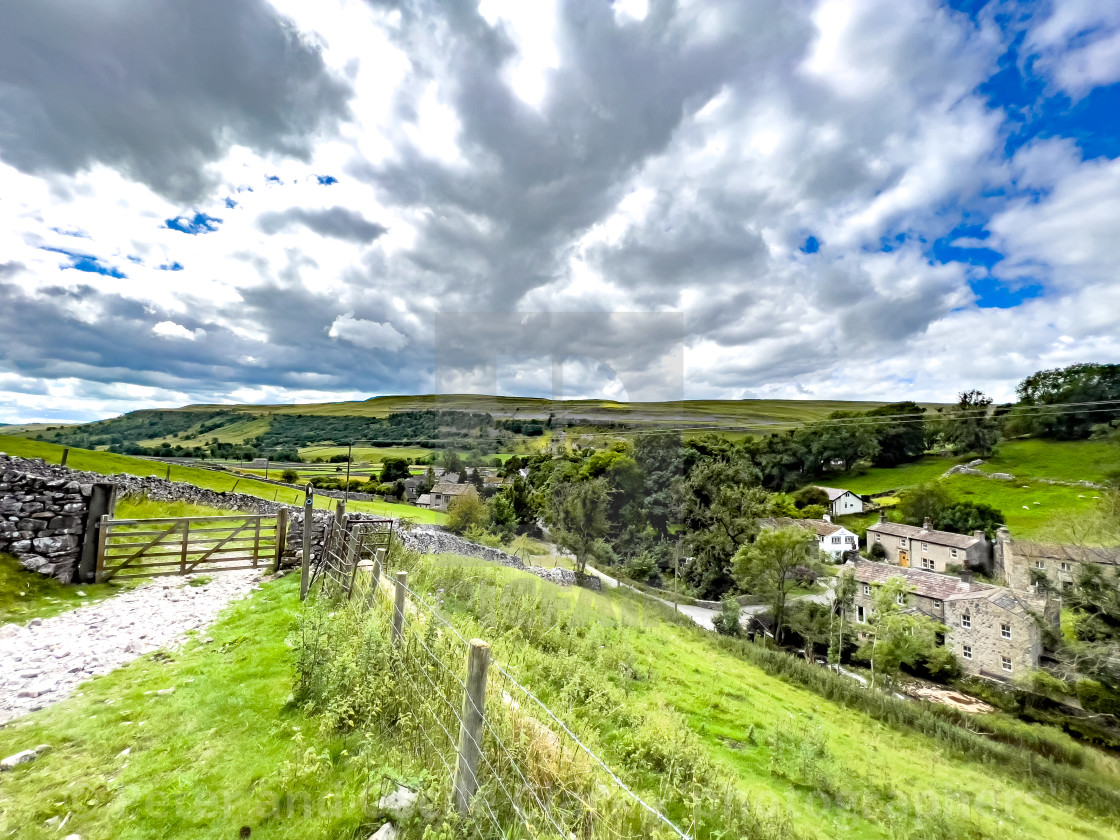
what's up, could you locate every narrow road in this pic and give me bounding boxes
[0,570,264,724]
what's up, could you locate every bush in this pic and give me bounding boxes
[868,542,888,561]
[280,468,300,484]
[446,489,488,534]
[712,596,743,637]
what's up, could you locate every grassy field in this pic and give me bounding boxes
[984,439,1120,484]
[827,456,963,495]
[0,554,137,625]
[3,558,1118,839]
[944,474,1105,541]
[0,437,447,525]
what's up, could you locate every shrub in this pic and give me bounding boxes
[280,468,300,484]
[712,596,743,637]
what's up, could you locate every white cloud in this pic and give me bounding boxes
[1027,2,1120,97]
[152,321,205,341]
[327,315,408,351]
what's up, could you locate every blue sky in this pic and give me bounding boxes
[0,0,1118,422]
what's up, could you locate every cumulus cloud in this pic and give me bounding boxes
[258,207,388,242]
[0,0,1116,421]
[0,0,352,201]
[328,315,408,351]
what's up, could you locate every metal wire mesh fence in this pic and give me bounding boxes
[303,523,691,840]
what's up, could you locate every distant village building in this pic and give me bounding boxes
[994,527,1120,592]
[814,486,865,516]
[866,512,991,573]
[848,560,1050,679]
[415,493,431,509]
[759,515,859,560]
[428,482,474,512]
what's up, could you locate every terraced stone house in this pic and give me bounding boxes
[866,512,991,573]
[994,527,1120,592]
[849,560,1050,680]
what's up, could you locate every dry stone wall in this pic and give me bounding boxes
[0,452,577,588]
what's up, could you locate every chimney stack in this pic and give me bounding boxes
[823,513,831,523]
[878,510,887,523]
[959,569,973,585]
[923,517,933,530]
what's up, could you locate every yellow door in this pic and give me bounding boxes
[899,550,909,567]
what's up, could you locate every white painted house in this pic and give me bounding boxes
[815,486,865,517]
[760,515,860,560]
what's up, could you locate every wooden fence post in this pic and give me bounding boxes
[94,514,110,583]
[453,639,491,815]
[272,508,288,574]
[60,447,69,467]
[179,520,190,575]
[392,571,408,645]
[300,487,314,601]
[368,547,385,610]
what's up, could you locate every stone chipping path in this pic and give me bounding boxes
[0,570,265,724]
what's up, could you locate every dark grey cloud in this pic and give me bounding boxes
[258,207,388,243]
[0,0,352,201]
[0,262,25,277]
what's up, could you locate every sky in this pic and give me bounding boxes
[1,0,1119,423]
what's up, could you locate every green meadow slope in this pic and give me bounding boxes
[2,558,1118,839]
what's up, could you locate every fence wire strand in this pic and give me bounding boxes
[310,529,691,840]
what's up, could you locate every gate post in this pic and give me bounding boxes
[453,639,491,815]
[272,508,288,574]
[78,482,116,584]
[299,486,314,601]
[368,547,386,610]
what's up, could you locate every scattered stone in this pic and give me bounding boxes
[378,785,419,821]
[1,744,50,770]
[0,624,18,639]
[369,824,397,840]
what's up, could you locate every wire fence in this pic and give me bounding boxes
[304,522,691,840]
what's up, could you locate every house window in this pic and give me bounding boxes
[933,599,942,609]
[1034,560,1045,570]
[961,614,971,629]
[950,549,958,559]
[831,536,841,544]
[857,606,865,623]
[922,557,935,570]
[1063,581,1073,591]
[1001,623,1011,639]
[863,584,871,596]
[1001,657,1012,673]
[1060,562,1072,572]
[963,645,972,660]
[874,534,881,542]
[896,593,906,606]
[899,538,907,547]
[922,542,929,552]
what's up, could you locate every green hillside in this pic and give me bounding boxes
[3,556,1117,839]
[0,437,447,525]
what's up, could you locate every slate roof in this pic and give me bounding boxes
[759,516,844,538]
[851,560,990,600]
[815,486,857,501]
[415,493,431,507]
[945,587,1038,617]
[867,521,982,550]
[1010,540,1120,566]
[430,482,472,496]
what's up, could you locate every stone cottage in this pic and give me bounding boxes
[994,527,1120,592]
[866,512,991,573]
[428,482,475,512]
[849,559,1049,680]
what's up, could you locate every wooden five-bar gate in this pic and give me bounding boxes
[95,512,286,582]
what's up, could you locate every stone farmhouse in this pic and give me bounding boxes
[815,486,865,516]
[428,482,475,512]
[866,512,991,573]
[849,559,1049,679]
[993,527,1120,592]
[760,515,859,560]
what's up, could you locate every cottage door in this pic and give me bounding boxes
[899,550,909,567]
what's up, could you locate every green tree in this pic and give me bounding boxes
[1015,362,1120,439]
[487,493,518,541]
[446,489,488,535]
[280,468,300,484]
[732,526,821,644]
[939,501,1004,540]
[550,477,611,577]
[379,457,411,483]
[794,486,829,509]
[828,569,858,667]
[787,600,833,661]
[898,482,954,527]
[856,577,947,690]
[935,390,999,456]
[676,455,770,598]
[712,596,743,637]
[866,402,928,466]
